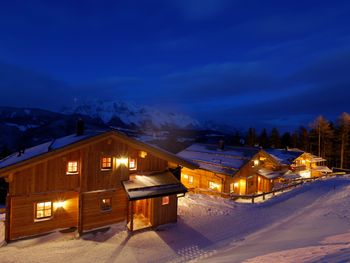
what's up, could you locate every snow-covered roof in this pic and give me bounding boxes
[309,155,327,163]
[122,171,187,200]
[0,129,198,172]
[311,166,332,173]
[257,168,283,179]
[0,130,105,169]
[177,144,261,176]
[265,149,304,165]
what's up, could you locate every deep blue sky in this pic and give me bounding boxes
[1,0,350,129]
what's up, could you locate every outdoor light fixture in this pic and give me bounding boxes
[54,200,65,210]
[139,151,147,158]
[116,157,128,166]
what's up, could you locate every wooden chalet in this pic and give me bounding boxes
[177,143,281,196]
[0,126,197,242]
[265,148,332,179]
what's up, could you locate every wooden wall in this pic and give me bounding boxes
[9,191,78,240]
[5,133,176,240]
[181,167,227,192]
[81,188,127,231]
[150,195,178,227]
[9,150,81,196]
[181,151,278,195]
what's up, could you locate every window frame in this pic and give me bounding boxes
[66,161,79,175]
[129,158,137,171]
[161,196,170,206]
[101,156,113,171]
[34,201,53,221]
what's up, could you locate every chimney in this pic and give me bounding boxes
[218,139,225,150]
[76,119,85,136]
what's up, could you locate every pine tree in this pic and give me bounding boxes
[281,132,291,149]
[298,126,309,152]
[246,128,257,147]
[259,129,270,148]
[270,128,281,148]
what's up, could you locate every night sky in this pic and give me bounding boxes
[1,0,350,129]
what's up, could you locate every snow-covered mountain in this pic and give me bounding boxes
[62,100,201,130]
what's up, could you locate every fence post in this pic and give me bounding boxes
[252,196,254,204]
[263,193,265,200]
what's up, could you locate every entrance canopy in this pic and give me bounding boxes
[122,171,187,201]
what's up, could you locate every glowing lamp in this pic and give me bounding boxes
[54,201,65,210]
[253,160,259,166]
[183,174,189,179]
[139,151,147,158]
[116,157,128,166]
[233,182,239,188]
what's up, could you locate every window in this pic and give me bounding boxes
[67,161,78,174]
[129,158,137,171]
[209,181,221,191]
[100,198,112,211]
[35,201,52,220]
[162,196,169,205]
[182,174,193,184]
[101,157,112,170]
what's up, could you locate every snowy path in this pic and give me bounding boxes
[0,177,350,263]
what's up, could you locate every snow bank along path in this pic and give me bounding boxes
[0,177,350,263]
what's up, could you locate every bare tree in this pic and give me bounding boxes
[338,112,350,168]
[310,116,333,158]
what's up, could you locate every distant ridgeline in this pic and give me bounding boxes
[0,106,349,170]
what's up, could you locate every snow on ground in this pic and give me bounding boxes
[1,177,350,262]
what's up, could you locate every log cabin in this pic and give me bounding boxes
[0,126,197,242]
[177,142,281,196]
[265,148,332,179]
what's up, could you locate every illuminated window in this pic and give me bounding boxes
[129,158,137,171]
[162,196,169,205]
[182,174,193,184]
[209,181,220,191]
[100,198,112,211]
[101,157,112,170]
[67,161,78,174]
[35,201,52,219]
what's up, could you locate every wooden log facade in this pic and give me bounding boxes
[0,131,196,241]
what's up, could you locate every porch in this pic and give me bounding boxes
[122,171,187,231]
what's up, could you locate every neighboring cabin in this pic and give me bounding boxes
[0,126,197,242]
[265,148,332,178]
[177,142,281,195]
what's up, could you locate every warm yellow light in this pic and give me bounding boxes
[301,160,306,165]
[139,151,147,158]
[183,174,189,179]
[258,176,261,182]
[116,157,128,166]
[254,159,259,166]
[209,181,221,191]
[299,170,311,178]
[233,182,239,188]
[54,201,65,210]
